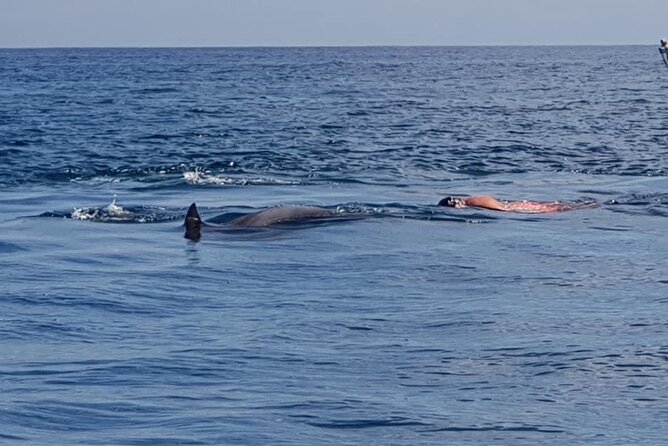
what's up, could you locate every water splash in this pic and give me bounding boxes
[105,196,133,218]
[71,207,100,221]
[182,168,300,186]
[71,196,132,221]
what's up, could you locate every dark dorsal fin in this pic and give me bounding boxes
[184,202,202,241]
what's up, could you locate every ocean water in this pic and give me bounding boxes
[1,46,668,445]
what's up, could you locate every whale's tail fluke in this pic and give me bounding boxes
[185,202,202,241]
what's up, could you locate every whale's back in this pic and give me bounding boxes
[230,206,333,227]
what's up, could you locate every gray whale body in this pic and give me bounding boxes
[184,202,336,241]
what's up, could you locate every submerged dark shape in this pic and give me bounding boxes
[184,202,339,241]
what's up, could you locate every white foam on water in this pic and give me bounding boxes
[71,196,134,221]
[71,207,100,220]
[183,169,234,185]
[335,204,382,215]
[183,169,300,186]
[105,196,132,217]
[70,176,120,185]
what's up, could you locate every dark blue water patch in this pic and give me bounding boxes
[604,192,668,216]
[5,292,162,318]
[0,240,27,253]
[0,432,27,441]
[587,225,633,232]
[1,399,170,432]
[606,192,668,205]
[2,46,668,189]
[0,317,93,342]
[647,207,668,217]
[129,87,182,95]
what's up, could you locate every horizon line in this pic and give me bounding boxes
[0,43,658,50]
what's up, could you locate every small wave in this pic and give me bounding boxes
[187,107,220,115]
[306,417,429,429]
[137,134,175,141]
[130,87,180,94]
[69,176,121,185]
[423,424,564,434]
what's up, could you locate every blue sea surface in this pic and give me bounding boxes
[1,46,668,444]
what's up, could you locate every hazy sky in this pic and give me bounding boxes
[1,0,667,47]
